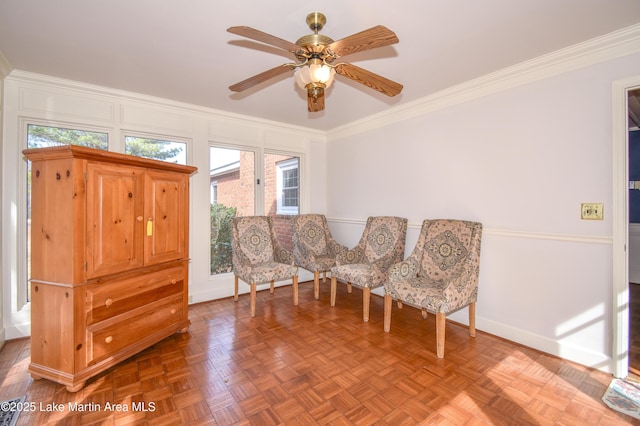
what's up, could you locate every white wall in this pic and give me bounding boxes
[1,72,324,339]
[325,51,640,372]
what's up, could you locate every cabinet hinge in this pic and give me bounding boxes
[84,262,88,272]
[257,178,260,185]
[85,171,88,182]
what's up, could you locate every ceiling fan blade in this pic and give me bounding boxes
[227,26,301,54]
[328,26,399,58]
[335,63,403,97]
[229,64,294,92]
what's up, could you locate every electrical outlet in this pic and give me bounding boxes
[581,203,604,220]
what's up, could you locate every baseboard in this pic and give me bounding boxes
[475,316,612,373]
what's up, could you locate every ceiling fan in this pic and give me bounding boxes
[227,12,403,112]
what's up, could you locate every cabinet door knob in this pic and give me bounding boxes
[105,336,113,344]
[170,309,176,315]
[171,279,177,285]
[105,298,113,307]
[136,216,143,222]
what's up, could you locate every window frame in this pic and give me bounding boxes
[276,157,300,215]
[123,131,190,165]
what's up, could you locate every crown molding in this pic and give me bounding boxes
[327,23,640,141]
[5,69,326,139]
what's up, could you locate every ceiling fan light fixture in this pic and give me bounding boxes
[294,60,336,90]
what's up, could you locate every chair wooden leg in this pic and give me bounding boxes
[250,283,257,317]
[313,271,320,300]
[269,280,275,294]
[347,282,352,293]
[436,312,446,358]
[234,276,239,302]
[330,276,337,306]
[383,294,392,332]
[469,302,476,337]
[421,308,428,319]
[397,301,403,309]
[293,275,299,306]
[363,287,371,322]
[322,271,327,283]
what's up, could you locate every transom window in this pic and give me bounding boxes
[124,135,187,164]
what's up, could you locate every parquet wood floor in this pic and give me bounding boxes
[1,280,637,425]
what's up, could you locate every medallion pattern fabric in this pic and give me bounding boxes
[426,230,468,272]
[602,377,640,419]
[292,214,347,274]
[239,224,273,261]
[231,216,297,285]
[332,216,407,289]
[367,224,395,257]
[385,219,482,313]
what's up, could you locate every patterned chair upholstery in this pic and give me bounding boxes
[383,219,482,358]
[292,214,348,300]
[330,216,408,322]
[231,216,298,317]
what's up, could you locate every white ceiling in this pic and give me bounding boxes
[1,1,640,131]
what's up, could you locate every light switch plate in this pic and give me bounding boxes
[581,203,604,220]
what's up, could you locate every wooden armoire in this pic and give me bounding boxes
[23,145,197,392]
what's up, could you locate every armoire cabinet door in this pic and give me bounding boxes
[143,169,188,265]
[86,162,145,278]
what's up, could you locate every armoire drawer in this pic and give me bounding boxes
[87,266,184,324]
[87,295,183,365]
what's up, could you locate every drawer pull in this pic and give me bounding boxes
[105,336,113,344]
[170,309,176,315]
[105,298,113,307]
[171,279,177,285]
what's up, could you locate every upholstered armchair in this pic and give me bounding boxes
[383,219,482,358]
[330,216,407,322]
[231,216,299,317]
[292,214,348,300]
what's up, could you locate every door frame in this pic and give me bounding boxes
[613,76,640,377]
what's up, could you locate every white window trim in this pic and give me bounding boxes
[210,180,218,204]
[276,158,299,215]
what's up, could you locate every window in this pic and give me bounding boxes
[124,136,186,164]
[209,146,255,275]
[210,181,218,205]
[276,158,299,215]
[208,147,302,276]
[25,124,108,306]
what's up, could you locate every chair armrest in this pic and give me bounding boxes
[336,247,364,265]
[327,239,348,258]
[441,268,479,312]
[231,237,253,279]
[388,258,420,281]
[273,238,295,265]
[370,247,405,273]
[275,246,294,265]
[293,243,313,268]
